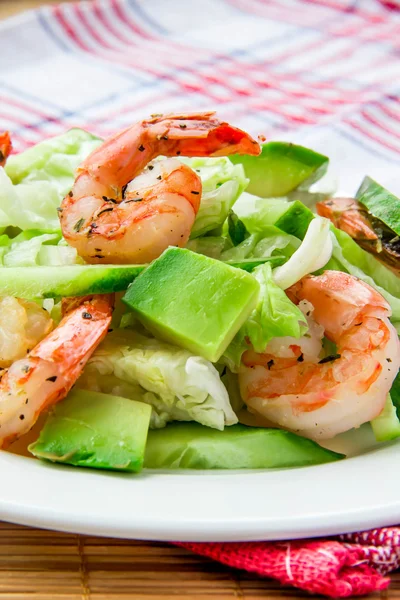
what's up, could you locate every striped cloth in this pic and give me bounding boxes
[1,0,400,193]
[1,0,400,597]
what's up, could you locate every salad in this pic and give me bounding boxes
[0,111,399,473]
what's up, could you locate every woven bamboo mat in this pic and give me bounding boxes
[0,520,396,600]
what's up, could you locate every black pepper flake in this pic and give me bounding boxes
[95,248,102,252]
[267,359,274,370]
[19,415,25,421]
[354,322,362,327]
[91,223,98,229]
[156,175,162,180]
[148,165,154,170]
[97,207,114,217]
[176,150,181,155]
[82,312,92,320]
[73,218,85,232]
[387,358,392,363]
[46,376,57,382]
[297,353,304,363]
[108,328,113,333]
[179,124,187,129]
[21,365,30,373]
[138,144,145,152]
[68,191,73,197]
[93,254,104,259]
[319,353,341,364]
[125,198,143,203]
[25,399,29,404]
[191,190,200,195]
[57,207,63,213]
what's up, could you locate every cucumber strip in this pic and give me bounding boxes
[356,177,400,236]
[370,394,400,442]
[0,265,146,299]
[230,142,329,198]
[144,422,344,469]
[29,389,152,472]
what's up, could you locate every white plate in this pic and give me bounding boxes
[3,424,400,541]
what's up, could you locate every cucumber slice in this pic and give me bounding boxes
[230,142,329,198]
[356,177,400,236]
[0,265,145,299]
[370,394,400,442]
[144,422,344,469]
[29,389,152,472]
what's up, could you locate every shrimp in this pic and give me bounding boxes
[0,294,113,448]
[0,132,12,167]
[239,271,400,440]
[0,297,53,368]
[59,112,260,264]
[317,197,400,275]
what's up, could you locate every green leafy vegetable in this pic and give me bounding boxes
[144,423,344,469]
[2,129,101,232]
[330,228,400,320]
[222,263,308,370]
[228,210,248,246]
[177,157,247,238]
[78,329,238,431]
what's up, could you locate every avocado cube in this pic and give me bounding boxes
[29,389,152,472]
[122,247,259,362]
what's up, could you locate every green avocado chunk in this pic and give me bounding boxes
[356,176,400,236]
[29,389,152,472]
[0,264,146,299]
[122,247,260,362]
[274,200,314,240]
[144,423,345,469]
[229,142,329,198]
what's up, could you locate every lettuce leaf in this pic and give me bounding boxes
[0,231,83,267]
[2,129,101,232]
[221,263,308,369]
[329,228,400,321]
[177,157,247,238]
[78,329,238,430]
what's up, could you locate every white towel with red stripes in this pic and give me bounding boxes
[0,0,399,194]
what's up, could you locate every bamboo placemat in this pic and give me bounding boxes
[0,519,397,600]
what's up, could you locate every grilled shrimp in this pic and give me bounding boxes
[0,132,12,167]
[0,295,113,448]
[317,197,400,275]
[59,112,260,264]
[0,297,53,368]
[239,271,400,440]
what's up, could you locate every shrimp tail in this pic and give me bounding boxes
[0,132,12,167]
[145,112,261,157]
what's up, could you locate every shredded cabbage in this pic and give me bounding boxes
[273,218,333,289]
[2,129,101,232]
[178,157,248,238]
[78,329,238,430]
